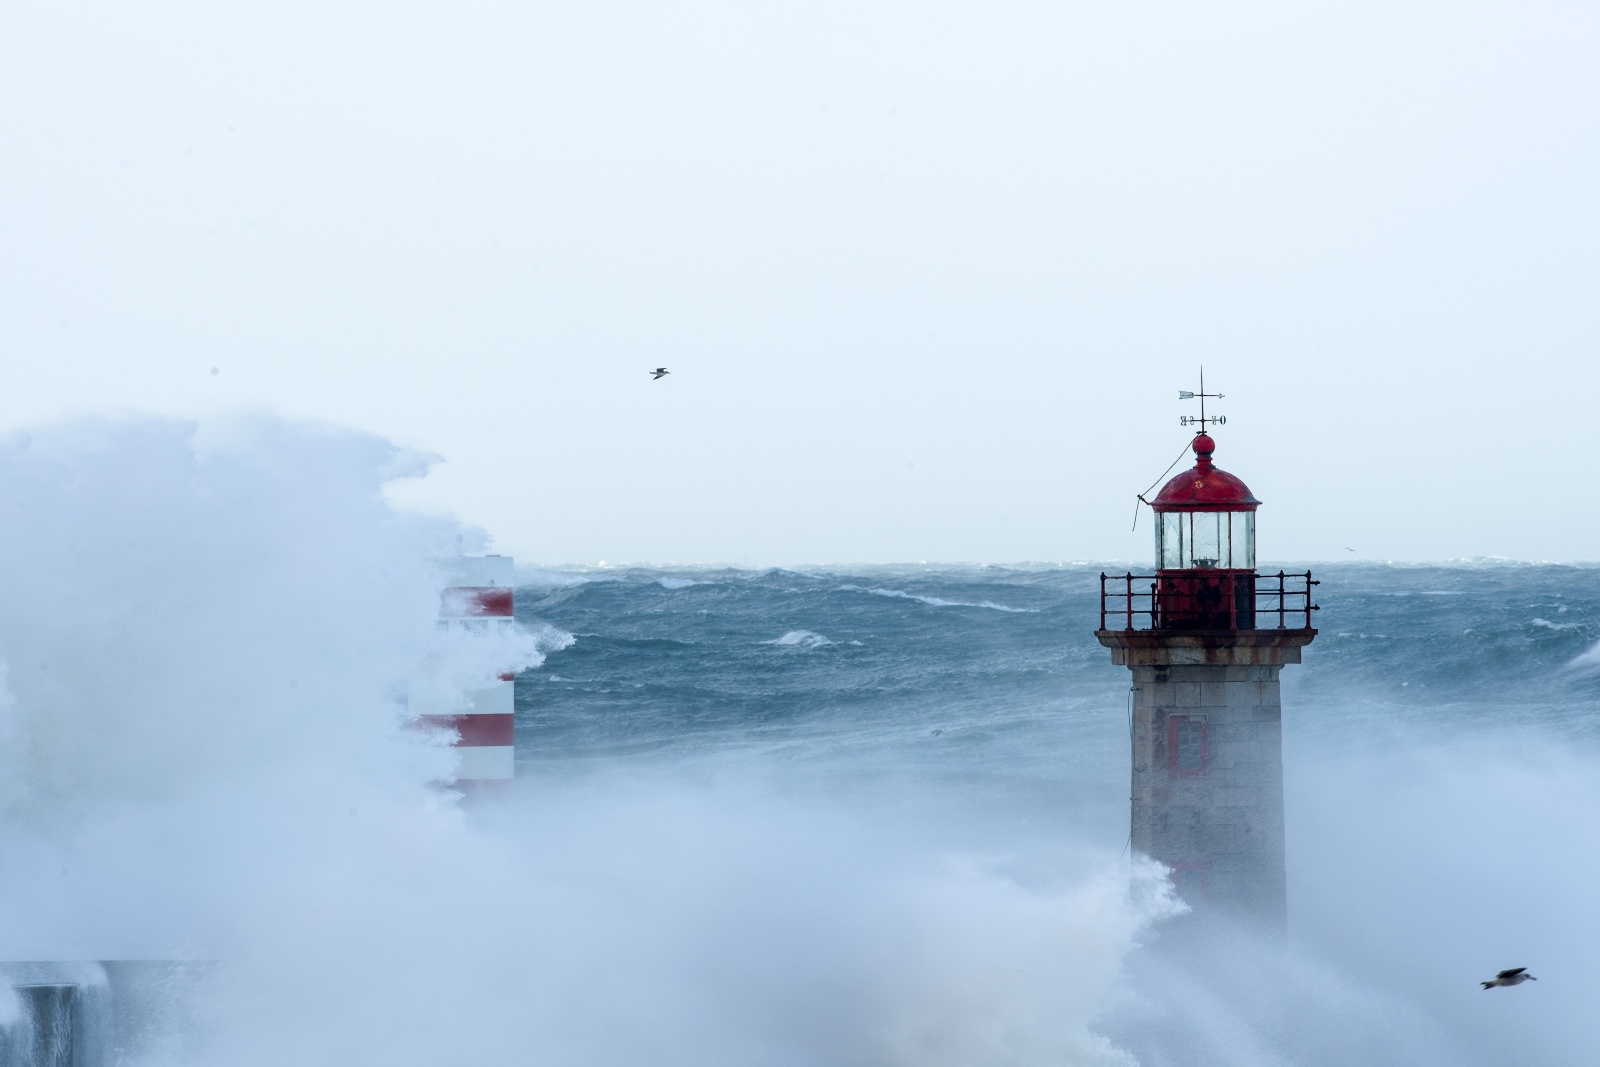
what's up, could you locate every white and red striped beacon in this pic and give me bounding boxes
[414,554,517,795]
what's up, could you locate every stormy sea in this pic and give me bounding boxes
[0,418,1591,1065]
[513,561,1600,1066]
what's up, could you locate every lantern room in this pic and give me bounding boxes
[1149,431,1259,629]
[1151,432,1258,570]
[1097,393,1316,635]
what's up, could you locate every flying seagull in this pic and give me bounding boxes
[1482,968,1537,989]
[651,367,670,380]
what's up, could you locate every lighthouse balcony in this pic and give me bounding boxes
[1098,570,1318,633]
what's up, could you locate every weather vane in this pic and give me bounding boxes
[1178,367,1225,432]
[1131,368,1231,531]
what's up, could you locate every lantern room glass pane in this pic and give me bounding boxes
[1158,512,1184,569]
[1235,511,1255,568]
[1190,512,1224,568]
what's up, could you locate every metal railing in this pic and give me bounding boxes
[1098,570,1318,631]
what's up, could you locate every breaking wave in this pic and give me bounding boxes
[840,584,1038,613]
[0,415,1187,1066]
[763,630,833,648]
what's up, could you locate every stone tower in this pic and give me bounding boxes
[1097,429,1316,937]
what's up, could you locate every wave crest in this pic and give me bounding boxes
[764,630,833,648]
[841,585,1037,613]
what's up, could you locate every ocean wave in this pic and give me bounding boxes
[515,567,623,591]
[1564,636,1600,671]
[1532,617,1581,631]
[840,585,1037,613]
[658,577,699,590]
[763,630,833,648]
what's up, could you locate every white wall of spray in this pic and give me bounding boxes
[1283,730,1600,1067]
[0,415,1179,1065]
[1101,723,1600,1066]
[0,417,453,816]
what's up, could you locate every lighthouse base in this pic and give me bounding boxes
[1097,630,1313,939]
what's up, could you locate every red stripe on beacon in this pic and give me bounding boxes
[411,554,517,793]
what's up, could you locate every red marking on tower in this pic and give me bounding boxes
[414,554,517,792]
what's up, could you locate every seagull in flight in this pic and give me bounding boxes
[1482,967,1537,989]
[651,367,670,380]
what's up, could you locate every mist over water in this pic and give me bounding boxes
[518,564,1600,1064]
[0,417,1592,1064]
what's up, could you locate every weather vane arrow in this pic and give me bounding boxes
[1178,367,1225,431]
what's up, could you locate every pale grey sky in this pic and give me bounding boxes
[2,2,1596,565]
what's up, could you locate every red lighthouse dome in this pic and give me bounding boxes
[1150,432,1260,512]
[1149,432,1257,580]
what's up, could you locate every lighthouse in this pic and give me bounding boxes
[1097,393,1316,937]
[410,554,518,797]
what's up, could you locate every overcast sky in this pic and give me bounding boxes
[2,2,1596,565]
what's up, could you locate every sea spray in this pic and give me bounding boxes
[0,416,1170,1066]
[516,562,1600,1065]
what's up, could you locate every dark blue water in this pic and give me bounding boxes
[516,561,1600,765]
[511,562,1600,859]
[514,567,1121,842]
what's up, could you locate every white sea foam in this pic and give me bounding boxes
[764,630,833,648]
[840,585,1037,613]
[1532,617,1580,630]
[658,577,698,590]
